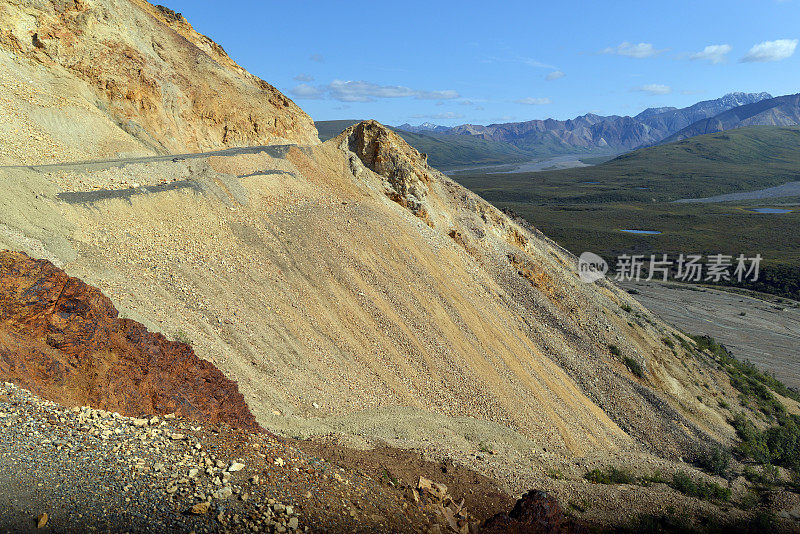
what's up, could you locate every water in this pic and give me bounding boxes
[676,181,800,203]
[748,208,793,214]
[620,229,662,235]
[443,155,597,175]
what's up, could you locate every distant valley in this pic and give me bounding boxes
[318,92,800,170]
[453,125,800,301]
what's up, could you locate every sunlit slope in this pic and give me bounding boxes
[0,122,735,462]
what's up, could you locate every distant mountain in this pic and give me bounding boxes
[664,93,800,143]
[396,122,453,134]
[314,93,780,169]
[445,92,773,152]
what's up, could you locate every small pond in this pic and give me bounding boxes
[748,208,793,214]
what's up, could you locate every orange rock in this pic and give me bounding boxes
[0,250,260,431]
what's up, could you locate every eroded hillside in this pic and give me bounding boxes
[0,118,744,485]
[4,2,797,530]
[0,0,318,165]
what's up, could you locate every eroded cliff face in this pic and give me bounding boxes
[338,120,436,225]
[0,0,318,165]
[0,250,260,430]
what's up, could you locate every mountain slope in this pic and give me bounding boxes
[0,0,317,165]
[0,117,743,472]
[665,93,800,142]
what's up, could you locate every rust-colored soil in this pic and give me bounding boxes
[0,250,259,430]
[297,441,516,522]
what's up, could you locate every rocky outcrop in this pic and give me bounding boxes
[337,120,435,225]
[0,0,318,165]
[482,490,586,534]
[0,250,259,430]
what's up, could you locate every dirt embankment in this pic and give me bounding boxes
[0,250,259,430]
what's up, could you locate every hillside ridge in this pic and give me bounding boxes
[0,0,318,165]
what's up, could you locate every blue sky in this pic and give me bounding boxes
[161,0,800,125]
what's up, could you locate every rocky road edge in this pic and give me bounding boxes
[1,381,587,533]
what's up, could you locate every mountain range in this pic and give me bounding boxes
[665,93,800,142]
[397,92,776,153]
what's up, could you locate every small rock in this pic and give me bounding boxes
[170,433,185,440]
[228,462,245,472]
[189,501,210,515]
[287,517,299,530]
[215,487,233,500]
[36,513,48,528]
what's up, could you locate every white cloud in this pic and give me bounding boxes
[482,55,558,71]
[740,39,798,62]
[410,112,465,120]
[309,54,324,63]
[602,42,665,58]
[293,74,315,82]
[327,80,459,102]
[291,80,461,102]
[290,84,325,99]
[415,89,460,100]
[546,70,565,80]
[689,44,732,64]
[514,97,552,105]
[635,84,672,95]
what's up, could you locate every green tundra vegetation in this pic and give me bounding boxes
[452,127,800,299]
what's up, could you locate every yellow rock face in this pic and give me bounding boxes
[0,0,319,165]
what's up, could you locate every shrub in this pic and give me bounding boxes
[731,411,800,472]
[585,466,636,485]
[623,356,644,378]
[670,472,730,501]
[609,344,621,357]
[699,446,730,477]
[621,303,633,313]
[661,336,675,349]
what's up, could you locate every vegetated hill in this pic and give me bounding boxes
[445,92,772,152]
[317,119,538,167]
[458,126,800,204]
[664,93,800,143]
[453,126,800,301]
[0,0,317,165]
